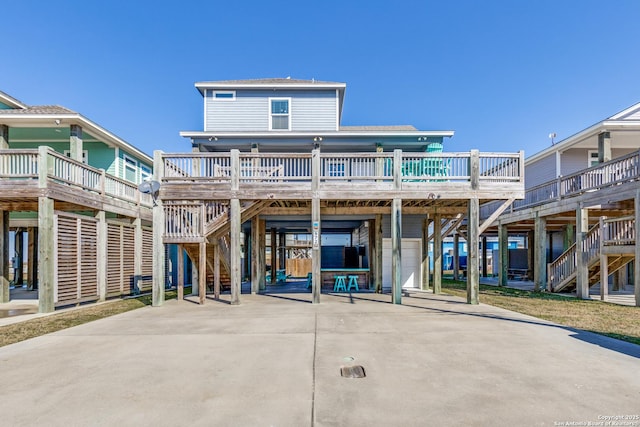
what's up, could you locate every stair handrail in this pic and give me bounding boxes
[548,222,601,290]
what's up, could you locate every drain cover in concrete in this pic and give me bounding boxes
[341,365,366,378]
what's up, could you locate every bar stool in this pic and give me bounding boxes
[306,272,312,289]
[347,275,359,292]
[333,275,347,292]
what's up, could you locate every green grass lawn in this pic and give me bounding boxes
[0,287,189,348]
[441,279,640,346]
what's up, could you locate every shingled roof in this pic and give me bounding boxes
[340,125,418,132]
[0,105,77,115]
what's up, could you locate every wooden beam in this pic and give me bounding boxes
[177,245,184,300]
[230,198,241,305]
[258,219,266,291]
[133,217,142,295]
[251,216,259,294]
[38,196,55,313]
[421,216,430,290]
[498,223,508,286]
[479,198,515,234]
[213,241,220,300]
[270,227,277,286]
[69,125,83,163]
[452,232,459,282]
[152,150,165,307]
[534,213,547,292]
[599,216,608,301]
[433,212,442,295]
[96,211,107,301]
[576,204,589,299]
[391,198,402,304]
[311,149,321,304]
[467,198,479,304]
[0,211,9,303]
[374,213,383,293]
[27,227,37,291]
[199,240,206,304]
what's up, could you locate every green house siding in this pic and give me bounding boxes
[117,150,152,183]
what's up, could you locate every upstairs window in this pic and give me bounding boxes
[270,98,290,130]
[588,150,599,167]
[140,164,152,181]
[213,91,235,100]
[123,154,137,182]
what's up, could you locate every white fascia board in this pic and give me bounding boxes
[608,102,640,120]
[525,121,605,164]
[0,112,152,164]
[180,130,455,139]
[0,93,28,109]
[195,82,347,96]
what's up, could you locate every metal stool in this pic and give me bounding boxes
[333,275,347,292]
[347,275,359,292]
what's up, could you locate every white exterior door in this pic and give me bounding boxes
[382,238,421,290]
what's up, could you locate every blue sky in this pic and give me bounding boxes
[3,0,640,158]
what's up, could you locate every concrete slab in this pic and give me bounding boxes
[1,290,639,426]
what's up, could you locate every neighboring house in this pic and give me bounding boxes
[482,103,640,306]
[152,78,524,306]
[0,90,154,312]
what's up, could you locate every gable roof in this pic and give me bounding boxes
[527,101,640,164]
[0,91,151,163]
[0,90,28,109]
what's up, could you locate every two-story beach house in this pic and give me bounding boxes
[481,103,640,306]
[151,78,524,307]
[0,90,155,312]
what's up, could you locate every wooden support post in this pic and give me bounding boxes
[599,216,608,301]
[133,217,142,295]
[452,232,459,282]
[598,132,612,163]
[177,245,184,300]
[498,223,508,286]
[421,216,430,290]
[38,197,55,313]
[213,241,221,300]
[199,241,206,304]
[279,232,286,271]
[258,219,266,291]
[534,213,547,292]
[481,235,488,278]
[270,227,277,285]
[27,227,37,291]
[576,204,589,299]
[564,224,574,251]
[467,198,480,304]
[230,198,241,305]
[251,216,259,294]
[96,211,107,301]
[374,213,383,293]
[0,211,9,303]
[635,189,640,307]
[311,149,321,304]
[391,198,402,304]
[14,228,24,287]
[69,125,83,162]
[191,258,199,297]
[152,150,165,307]
[433,213,442,295]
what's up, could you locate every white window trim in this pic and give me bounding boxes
[269,97,292,131]
[213,90,236,100]
[587,150,599,167]
[140,164,152,181]
[123,154,138,182]
[63,149,88,164]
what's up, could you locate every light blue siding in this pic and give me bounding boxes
[205,89,337,132]
[0,102,13,109]
[382,214,424,238]
[525,155,556,188]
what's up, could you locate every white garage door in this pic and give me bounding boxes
[382,238,421,290]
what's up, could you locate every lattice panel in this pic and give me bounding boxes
[79,220,98,298]
[122,226,136,294]
[56,215,78,303]
[140,227,153,291]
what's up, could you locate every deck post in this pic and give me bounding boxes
[599,216,608,301]
[481,235,488,277]
[96,211,107,301]
[152,150,165,307]
[27,227,37,291]
[37,146,55,313]
[311,149,321,304]
[230,198,241,305]
[498,223,508,286]
[391,198,402,304]
[177,245,184,300]
[534,213,547,292]
[270,228,277,285]
[433,213,442,294]
[0,210,9,303]
[576,204,589,299]
[452,231,459,282]
[258,219,266,291]
[467,198,480,304]
[213,241,220,300]
[133,217,142,294]
[0,124,8,149]
[563,224,574,251]
[421,216,431,290]
[598,132,611,163]
[635,188,640,307]
[251,216,259,294]
[374,213,383,293]
[69,125,83,162]
[199,241,206,304]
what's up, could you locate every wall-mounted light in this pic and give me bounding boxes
[208,136,218,142]
[313,136,323,142]
[54,119,61,125]
[417,136,427,142]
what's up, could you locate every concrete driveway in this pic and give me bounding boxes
[1,290,639,427]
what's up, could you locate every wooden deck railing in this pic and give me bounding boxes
[0,148,153,208]
[161,150,524,185]
[601,215,635,247]
[547,223,601,291]
[481,150,640,218]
